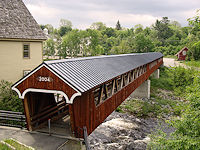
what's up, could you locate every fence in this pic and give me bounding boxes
[0,110,26,128]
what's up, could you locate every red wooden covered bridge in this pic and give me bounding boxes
[12,52,163,138]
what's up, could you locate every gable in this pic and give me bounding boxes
[12,64,81,103]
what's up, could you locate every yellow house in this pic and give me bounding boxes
[0,0,47,83]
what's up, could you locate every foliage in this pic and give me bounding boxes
[115,20,122,30]
[40,11,200,61]
[148,73,200,150]
[133,33,154,53]
[4,139,33,150]
[184,60,200,68]
[117,97,183,118]
[43,38,55,57]
[0,80,23,112]
[0,142,12,150]
[153,17,173,45]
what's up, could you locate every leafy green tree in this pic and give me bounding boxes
[189,41,200,60]
[43,38,56,58]
[116,20,122,30]
[58,19,72,37]
[90,22,106,31]
[102,27,116,38]
[134,24,143,34]
[59,30,80,58]
[153,17,173,45]
[134,33,154,52]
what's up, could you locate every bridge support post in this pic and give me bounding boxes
[151,69,160,79]
[130,80,150,99]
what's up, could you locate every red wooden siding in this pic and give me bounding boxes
[71,59,163,138]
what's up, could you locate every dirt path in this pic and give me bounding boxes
[163,58,185,67]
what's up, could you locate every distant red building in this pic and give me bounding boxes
[175,47,188,61]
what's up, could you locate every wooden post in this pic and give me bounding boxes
[23,94,32,131]
[69,104,75,134]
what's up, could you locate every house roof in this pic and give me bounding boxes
[44,52,163,93]
[175,47,188,56]
[0,0,47,40]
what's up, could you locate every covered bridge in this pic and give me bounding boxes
[12,52,163,138]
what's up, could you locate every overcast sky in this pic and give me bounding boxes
[23,0,199,29]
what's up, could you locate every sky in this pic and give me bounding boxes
[23,0,200,29]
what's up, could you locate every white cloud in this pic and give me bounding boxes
[87,10,161,28]
[26,3,62,26]
[23,0,200,29]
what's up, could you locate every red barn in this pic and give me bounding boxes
[175,47,188,61]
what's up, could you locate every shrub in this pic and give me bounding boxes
[148,74,200,150]
[0,80,23,112]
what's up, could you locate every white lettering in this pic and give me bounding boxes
[37,76,52,82]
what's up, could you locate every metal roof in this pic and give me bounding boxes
[44,52,163,93]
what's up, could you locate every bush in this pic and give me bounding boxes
[0,80,23,112]
[148,74,200,150]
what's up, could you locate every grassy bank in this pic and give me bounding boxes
[184,60,200,68]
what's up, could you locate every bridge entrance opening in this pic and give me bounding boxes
[24,92,73,136]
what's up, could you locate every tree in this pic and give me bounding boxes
[90,22,106,31]
[188,9,200,36]
[59,26,72,37]
[43,38,55,58]
[153,17,173,45]
[116,20,122,30]
[102,27,116,38]
[59,19,73,37]
[59,19,72,28]
[134,33,154,53]
[59,30,81,58]
[134,24,143,34]
[87,29,102,55]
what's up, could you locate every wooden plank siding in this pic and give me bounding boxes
[71,58,163,138]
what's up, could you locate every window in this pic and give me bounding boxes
[23,44,30,58]
[23,70,31,76]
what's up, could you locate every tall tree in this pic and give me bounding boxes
[116,20,122,30]
[153,17,173,45]
[43,38,55,58]
[59,19,73,36]
[90,22,106,31]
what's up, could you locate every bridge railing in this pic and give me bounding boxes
[0,110,26,128]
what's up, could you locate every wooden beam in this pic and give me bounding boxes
[112,80,116,95]
[120,75,124,89]
[104,84,108,99]
[23,94,32,131]
[115,79,118,91]
[98,85,104,104]
[127,72,130,83]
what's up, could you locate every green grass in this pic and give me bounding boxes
[184,60,200,68]
[117,96,184,118]
[3,139,33,150]
[164,55,177,59]
[0,142,12,150]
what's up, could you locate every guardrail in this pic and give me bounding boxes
[0,110,26,128]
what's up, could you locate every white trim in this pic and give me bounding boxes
[70,92,82,103]
[12,63,81,94]
[12,87,81,104]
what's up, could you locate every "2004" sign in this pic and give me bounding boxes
[37,76,53,82]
